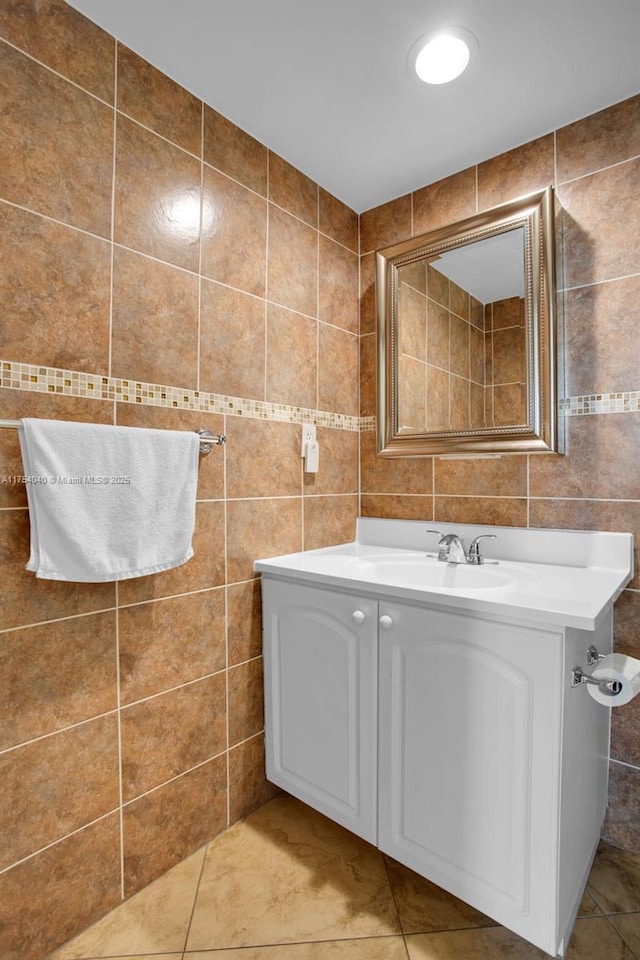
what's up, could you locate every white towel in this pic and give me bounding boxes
[18,418,200,582]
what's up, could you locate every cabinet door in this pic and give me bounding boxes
[262,578,378,843]
[378,601,564,954]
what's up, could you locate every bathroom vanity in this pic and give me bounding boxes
[255,519,633,957]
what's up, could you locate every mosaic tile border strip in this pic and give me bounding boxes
[559,393,640,415]
[359,396,640,431]
[0,360,361,431]
[3,363,638,432]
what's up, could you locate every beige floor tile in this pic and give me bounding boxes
[186,794,401,951]
[384,856,496,934]
[405,917,633,959]
[566,918,635,958]
[50,846,205,958]
[187,936,409,959]
[577,889,601,916]
[405,926,549,959]
[587,841,640,914]
[610,913,640,955]
[45,801,635,960]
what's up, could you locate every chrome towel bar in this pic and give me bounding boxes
[0,419,226,456]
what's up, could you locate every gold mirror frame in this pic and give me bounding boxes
[376,187,558,456]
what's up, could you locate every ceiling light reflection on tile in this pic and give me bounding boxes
[160,191,210,240]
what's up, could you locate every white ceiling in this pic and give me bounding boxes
[66,0,640,213]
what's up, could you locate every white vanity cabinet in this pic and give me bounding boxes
[377,600,561,948]
[261,577,612,957]
[262,579,378,843]
[376,599,610,956]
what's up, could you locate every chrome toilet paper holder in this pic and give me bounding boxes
[571,645,623,696]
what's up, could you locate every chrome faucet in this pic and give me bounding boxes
[427,530,497,565]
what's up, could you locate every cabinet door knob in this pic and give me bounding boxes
[379,615,393,629]
[352,610,366,624]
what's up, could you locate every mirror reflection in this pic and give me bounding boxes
[396,227,527,434]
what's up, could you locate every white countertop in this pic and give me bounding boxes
[254,519,634,630]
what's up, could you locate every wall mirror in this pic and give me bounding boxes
[376,187,558,456]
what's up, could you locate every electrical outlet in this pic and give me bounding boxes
[301,423,316,456]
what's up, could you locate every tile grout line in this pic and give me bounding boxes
[120,749,232,811]
[381,854,411,959]
[0,186,364,286]
[490,305,496,425]
[304,182,321,550]
[560,271,640,293]
[0,581,240,638]
[0,706,121,756]
[264,147,270,408]
[357,210,362,520]
[0,603,118,636]
[3,746,246,882]
[222,410,231,829]
[196,101,205,395]
[111,36,123,895]
[600,911,640,959]
[0,809,119,879]
[122,667,240,713]
[107,44,117,381]
[0,35,116,109]
[115,579,126,902]
[556,151,640,189]
[609,757,640,771]
[181,835,210,956]
[1,665,244,758]
[475,162,479,214]
[316,181,321,424]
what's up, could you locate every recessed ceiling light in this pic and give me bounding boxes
[408,27,478,85]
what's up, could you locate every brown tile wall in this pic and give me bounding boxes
[360,93,640,851]
[0,3,359,958]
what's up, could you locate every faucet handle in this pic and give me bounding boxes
[427,531,468,563]
[426,529,446,560]
[468,534,497,565]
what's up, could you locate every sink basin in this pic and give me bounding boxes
[347,555,512,590]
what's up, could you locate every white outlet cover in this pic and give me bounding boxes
[301,423,316,455]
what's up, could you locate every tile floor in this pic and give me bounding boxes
[50,793,640,959]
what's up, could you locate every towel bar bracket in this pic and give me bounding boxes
[197,427,226,454]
